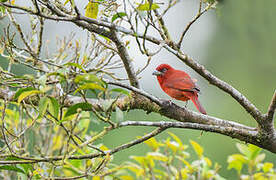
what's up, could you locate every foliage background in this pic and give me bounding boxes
[0,0,275,178]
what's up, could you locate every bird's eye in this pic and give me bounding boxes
[161,68,167,73]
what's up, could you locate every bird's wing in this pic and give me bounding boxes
[164,76,200,93]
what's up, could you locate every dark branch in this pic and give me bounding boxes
[118,121,257,141]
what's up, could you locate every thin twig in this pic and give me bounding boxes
[267,90,276,122]
[177,3,212,49]
[0,100,14,154]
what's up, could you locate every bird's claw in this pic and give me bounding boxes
[161,99,173,106]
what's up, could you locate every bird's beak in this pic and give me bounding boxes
[152,70,163,76]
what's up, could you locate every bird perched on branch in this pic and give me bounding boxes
[153,64,206,114]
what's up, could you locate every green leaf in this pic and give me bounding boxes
[74,83,105,94]
[137,2,160,11]
[47,72,66,80]
[18,164,33,175]
[85,1,99,19]
[190,140,203,158]
[65,62,87,73]
[110,88,130,97]
[38,96,50,119]
[17,90,41,104]
[48,97,60,119]
[64,103,92,118]
[112,12,127,22]
[0,6,5,14]
[0,165,25,174]
[14,87,36,100]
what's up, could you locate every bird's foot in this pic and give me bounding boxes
[161,99,173,107]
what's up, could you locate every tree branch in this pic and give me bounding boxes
[118,120,258,144]
[109,29,140,88]
[267,90,276,122]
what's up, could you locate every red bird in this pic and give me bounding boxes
[153,64,206,114]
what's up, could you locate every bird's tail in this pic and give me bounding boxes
[190,96,207,115]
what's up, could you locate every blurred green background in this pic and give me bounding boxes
[1,0,276,178]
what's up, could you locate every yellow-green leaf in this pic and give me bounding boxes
[180,168,189,179]
[236,143,250,157]
[74,83,105,94]
[85,1,99,19]
[92,176,100,180]
[112,12,127,22]
[227,154,247,174]
[64,0,70,5]
[263,162,273,173]
[110,88,130,97]
[255,153,265,164]
[147,152,168,162]
[204,157,212,167]
[48,97,60,119]
[131,156,146,166]
[38,96,50,119]
[190,140,203,158]
[99,144,109,151]
[168,132,183,147]
[124,163,144,177]
[119,175,134,180]
[74,74,106,87]
[253,173,264,179]
[137,2,160,11]
[144,137,160,151]
[165,138,178,153]
[17,90,41,104]
[14,87,36,100]
[52,135,63,151]
[65,62,87,73]
[248,144,261,160]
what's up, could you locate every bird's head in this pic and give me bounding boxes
[152,64,173,77]
[152,64,174,84]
